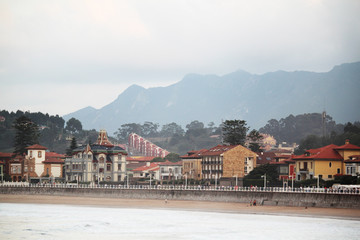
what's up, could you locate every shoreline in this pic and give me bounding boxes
[1,194,360,220]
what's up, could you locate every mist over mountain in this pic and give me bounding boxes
[64,62,360,135]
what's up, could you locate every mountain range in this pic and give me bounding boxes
[64,62,360,135]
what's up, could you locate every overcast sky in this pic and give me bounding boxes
[1,0,359,116]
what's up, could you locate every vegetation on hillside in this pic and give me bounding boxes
[259,113,344,144]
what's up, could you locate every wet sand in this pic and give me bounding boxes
[1,194,360,220]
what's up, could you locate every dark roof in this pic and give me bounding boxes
[256,152,276,165]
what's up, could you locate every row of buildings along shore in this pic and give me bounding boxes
[1,129,360,185]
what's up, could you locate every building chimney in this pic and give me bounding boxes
[345,139,350,145]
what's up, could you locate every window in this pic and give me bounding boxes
[107,164,111,171]
[310,162,313,169]
[319,175,323,179]
[329,162,332,168]
[99,157,104,163]
[38,151,42,158]
[46,168,49,175]
[24,166,28,172]
[30,151,33,158]
[118,164,121,171]
[328,175,332,178]
[337,168,340,174]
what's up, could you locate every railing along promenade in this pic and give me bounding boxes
[1,182,359,195]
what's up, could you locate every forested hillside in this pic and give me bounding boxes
[259,113,345,144]
[0,110,101,154]
[1,109,358,155]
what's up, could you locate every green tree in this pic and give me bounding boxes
[66,137,78,156]
[164,153,181,162]
[13,116,40,155]
[160,122,184,137]
[114,123,143,143]
[244,164,279,182]
[247,129,263,152]
[222,120,249,145]
[65,118,83,134]
[141,122,159,137]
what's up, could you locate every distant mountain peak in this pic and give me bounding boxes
[64,61,360,135]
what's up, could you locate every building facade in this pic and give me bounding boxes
[201,145,257,181]
[181,149,207,180]
[65,130,128,183]
[293,140,360,181]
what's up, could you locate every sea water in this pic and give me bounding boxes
[0,203,359,240]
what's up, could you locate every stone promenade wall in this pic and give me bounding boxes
[1,187,359,209]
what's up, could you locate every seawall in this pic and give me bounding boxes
[1,187,359,209]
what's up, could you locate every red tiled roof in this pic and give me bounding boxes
[334,143,360,150]
[43,152,65,164]
[126,156,155,162]
[180,149,207,159]
[132,163,159,172]
[293,144,342,160]
[344,155,360,163]
[201,145,237,156]
[26,144,48,150]
[45,152,66,158]
[158,160,182,166]
[0,152,15,158]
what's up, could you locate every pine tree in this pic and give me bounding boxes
[13,116,40,155]
[222,120,249,146]
[66,137,78,156]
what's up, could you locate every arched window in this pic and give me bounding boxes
[329,162,332,168]
[38,151,42,158]
[99,157,104,163]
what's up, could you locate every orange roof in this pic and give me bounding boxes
[293,144,342,160]
[201,145,237,156]
[26,144,47,150]
[126,156,155,162]
[132,163,159,172]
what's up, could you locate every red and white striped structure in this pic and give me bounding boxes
[128,133,169,158]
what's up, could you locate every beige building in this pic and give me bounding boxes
[180,149,207,180]
[201,145,257,181]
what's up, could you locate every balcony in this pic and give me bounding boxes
[299,168,309,173]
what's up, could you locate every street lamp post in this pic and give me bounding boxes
[149,171,152,188]
[233,175,238,187]
[261,173,267,189]
[316,175,320,189]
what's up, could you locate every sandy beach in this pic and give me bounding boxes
[1,194,360,220]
